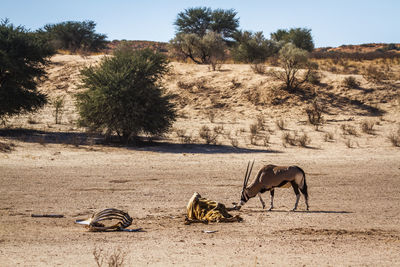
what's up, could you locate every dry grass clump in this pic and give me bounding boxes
[175,129,195,144]
[341,124,359,136]
[363,65,387,83]
[93,247,127,267]
[360,120,376,135]
[388,126,400,147]
[230,78,241,89]
[305,101,324,129]
[324,131,335,142]
[282,131,311,148]
[344,138,355,148]
[177,81,194,90]
[250,63,266,74]
[307,71,322,85]
[343,76,360,89]
[0,141,15,152]
[199,125,219,145]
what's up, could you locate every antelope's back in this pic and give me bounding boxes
[260,165,302,188]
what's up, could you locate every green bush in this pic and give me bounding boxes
[0,19,54,121]
[231,31,278,63]
[271,27,314,52]
[75,48,176,143]
[274,43,313,91]
[39,20,107,52]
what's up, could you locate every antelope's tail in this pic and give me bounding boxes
[298,167,308,200]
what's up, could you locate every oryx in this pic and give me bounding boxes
[235,161,309,211]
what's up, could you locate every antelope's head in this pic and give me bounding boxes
[233,160,254,210]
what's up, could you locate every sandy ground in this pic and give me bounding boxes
[1,55,400,266]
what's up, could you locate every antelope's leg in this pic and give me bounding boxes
[291,181,300,211]
[257,193,266,209]
[268,189,274,211]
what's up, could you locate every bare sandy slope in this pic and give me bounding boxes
[0,55,400,266]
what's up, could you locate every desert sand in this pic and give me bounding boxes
[0,54,399,266]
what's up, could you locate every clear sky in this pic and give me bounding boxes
[1,0,399,48]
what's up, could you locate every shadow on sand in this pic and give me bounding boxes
[244,209,353,214]
[0,128,281,154]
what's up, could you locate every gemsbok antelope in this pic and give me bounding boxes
[235,161,309,211]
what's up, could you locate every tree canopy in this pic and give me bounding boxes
[0,19,54,121]
[76,47,176,143]
[271,27,314,52]
[174,7,239,42]
[39,20,107,52]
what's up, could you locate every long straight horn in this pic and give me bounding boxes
[245,160,255,187]
[243,161,251,189]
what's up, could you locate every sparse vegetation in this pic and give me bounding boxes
[360,120,375,135]
[341,124,359,136]
[363,65,387,83]
[282,131,311,147]
[305,101,324,129]
[199,125,219,145]
[343,76,360,89]
[388,127,400,147]
[93,247,127,267]
[52,96,65,124]
[324,132,335,142]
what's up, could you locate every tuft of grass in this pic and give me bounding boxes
[297,132,311,147]
[205,110,216,123]
[282,131,311,147]
[230,137,239,148]
[341,124,358,136]
[305,101,324,129]
[93,247,127,267]
[344,138,354,148]
[307,71,322,85]
[0,141,15,153]
[213,125,224,135]
[52,96,65,124]
[256,114,265,130]
[250,62,266,74]
[360,120,376,135]
[262,133,270,147]
[175,129,195,144]
[199,125,219,145]
[343,76,360,89]
[249,123,259,136]
[388,127,400,147]
[230,78,241,89]
[324,132,335,142]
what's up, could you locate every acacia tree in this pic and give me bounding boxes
[169,31,226,67]
[39,20,107,52]
[271,27,314,52]
[0,19,54,122]
[76,47,176,143]
[174,7,239,42]
[275,43,314,91]
[231,31,279,63]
